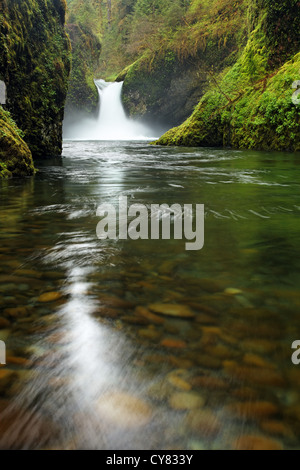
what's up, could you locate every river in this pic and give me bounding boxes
[0,141,300,450]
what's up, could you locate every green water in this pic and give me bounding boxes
[0,141,300,450]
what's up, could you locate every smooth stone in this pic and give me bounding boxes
[161,338,187,349]
[232,435,283,450]
[169,356,194,369]
[3,307,30,318]
[101,295,135,309]
[205,344,238,360]
[6,356,31,366]
[135,306,165,325]
[232,387,259,401]
[223,361,286,387]
[94,307,120,319]
[260,420,293,438]
[167,375,191,391]
[138,328,162,341]
[38,292,62,303]
[242,339,277,354]
[169,392,205,410]
[191,376,229,390]
[186,409,221,437]
[243,353,276,370]
[121,316,149,325]
[96,392,152,429]
[225,401,279,420]
[148,303,195,318]
[224,288,243,295]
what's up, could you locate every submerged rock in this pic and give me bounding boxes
[38,292,62,303]
[232,435,283,450]
[169,392,205,410]
[96,392,152,429]
[148,303,195,318]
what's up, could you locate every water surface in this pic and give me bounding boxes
[0,141,300,450]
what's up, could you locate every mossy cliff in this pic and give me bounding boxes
[0,0,71,165]
[0,107,35,178]
[64,0,102,118]
[117,0,249,126]
[156,0,300,150]
[64,24,101,117]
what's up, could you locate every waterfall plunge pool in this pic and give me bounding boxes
[0,141,300,449]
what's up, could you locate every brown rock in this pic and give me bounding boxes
[191,376,229,390]
[243,353,276,370]
[226,401,279,421]
[169,392,205,410]
[168,376,191,391]
[38,292,62,303]
[186,409,221,437]
[138,328,162,341]
[260,420,293,438]
[161,338,187,349]
[96,392,152,429]
[232,435,283,450]
[223,361,286,387]
[101,295,135,309]
[148,303,195,318]
[3,307,30,318]
[135,306,164,325]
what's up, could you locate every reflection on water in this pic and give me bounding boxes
[0,142,300,449]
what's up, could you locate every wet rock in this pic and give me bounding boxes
[138,328,162,341]
[169,356,194,369]
[161,338,187,349]
[167,375,191,391]
[225,401,279,421]
[260,420,294,438]
[6,356,31,366]
[242,339,277,354]
[169,391,205,410]
[121,315,149,325]
[101,295,135,309]
[135,306,165,325]
[232,435,283,450]
[96,392,152,429]
[191,376,229,391]
[3,307,31,318]
[38,292,62,303]
[205,344,238,360]
[148,303,195,319]
[232,387,259,401]
[94,307,120,319]
[243,353,276,370]
[224,288,243,295]
[186,409,221,438]
[223,361,286,387]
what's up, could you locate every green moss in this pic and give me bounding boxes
[0,0,71,158]
[0,106,35,178]
[65,23,101,115]
[156,4,300,151]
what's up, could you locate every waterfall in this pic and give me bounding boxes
[64,79,157,141]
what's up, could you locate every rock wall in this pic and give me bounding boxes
[0,0,71,162]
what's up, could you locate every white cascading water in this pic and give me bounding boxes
[64,79,157,141]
